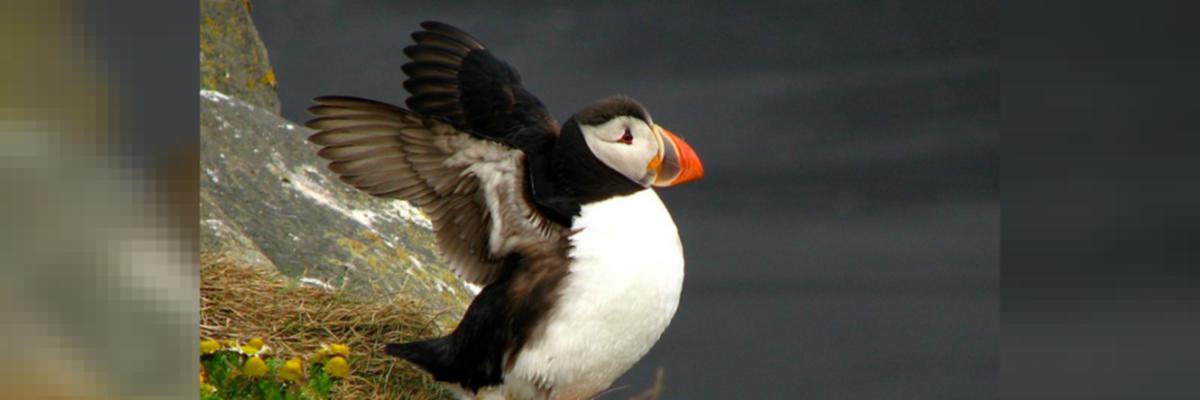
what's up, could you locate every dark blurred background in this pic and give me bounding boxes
[252,2,997,398]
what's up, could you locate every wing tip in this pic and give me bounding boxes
[418,20,443,29]
[417,21,485,50]
[419,20,457,33]
[303,118,322,130]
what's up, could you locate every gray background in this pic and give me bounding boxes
[251,1,997,398]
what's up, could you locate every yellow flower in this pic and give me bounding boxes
[239,337,269,356]
[323,356,349,378]
[243,356,268,378]
[317,343,350,359]
[221,339,238,349]
[200,338,221,355]
[278,357,304,382]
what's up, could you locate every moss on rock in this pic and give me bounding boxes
[200,0,281,114]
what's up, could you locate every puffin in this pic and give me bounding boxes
[305,21,703,400]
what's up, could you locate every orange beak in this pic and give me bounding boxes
[651,125,704,186]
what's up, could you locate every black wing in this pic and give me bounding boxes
[402,21,559,153]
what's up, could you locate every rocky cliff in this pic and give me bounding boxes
[199,0,470,322]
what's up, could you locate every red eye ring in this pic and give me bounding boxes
[618,128,634,144]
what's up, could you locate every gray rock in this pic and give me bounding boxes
[200,89,471,322]
[200,0,282,114]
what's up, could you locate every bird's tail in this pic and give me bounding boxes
[385,337,455,379]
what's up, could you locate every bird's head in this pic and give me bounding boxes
[569,96,704,188]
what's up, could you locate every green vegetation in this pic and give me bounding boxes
[199,338,349,399]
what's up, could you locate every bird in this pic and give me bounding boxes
[305,21,703,400]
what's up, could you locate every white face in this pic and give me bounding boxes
[579,116,663,187]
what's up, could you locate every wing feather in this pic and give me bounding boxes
[402,21,558,152]
[306,96,561,286]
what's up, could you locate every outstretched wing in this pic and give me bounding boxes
[306,96,560,286]
[402,21,558,153]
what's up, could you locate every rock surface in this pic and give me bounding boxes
[200,90,472,320]
[200,0,282,114]
[199,1,470,323]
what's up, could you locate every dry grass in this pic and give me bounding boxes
[200,254,455,399]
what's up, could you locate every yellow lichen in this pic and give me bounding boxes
[337,237,368,254]
[262,69,276,88]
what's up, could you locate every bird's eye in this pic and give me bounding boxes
[618,128,634,145]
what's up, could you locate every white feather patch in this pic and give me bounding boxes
[443,135,548,257]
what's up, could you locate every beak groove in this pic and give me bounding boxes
[652,125,704,187]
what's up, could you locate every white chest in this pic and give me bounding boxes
[506,189,686,399]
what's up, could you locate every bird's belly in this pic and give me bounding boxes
[506,189,685,399]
